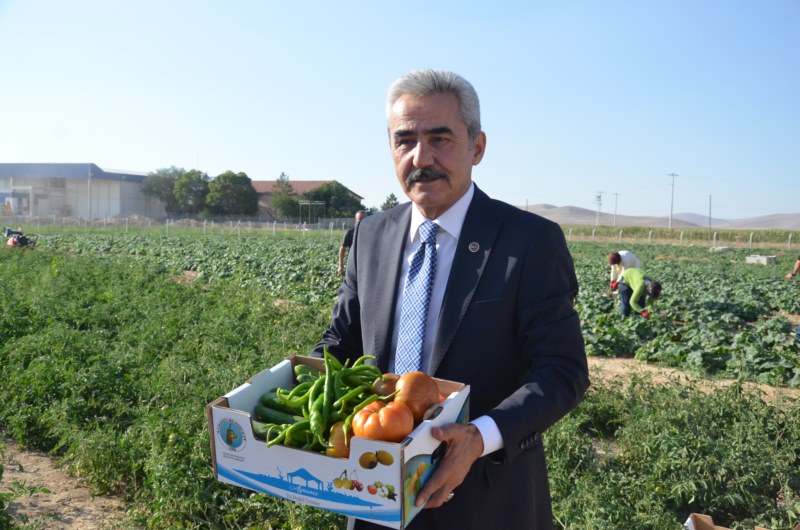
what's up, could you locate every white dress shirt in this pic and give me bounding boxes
[610,250,642,282]
[389,182,502,457]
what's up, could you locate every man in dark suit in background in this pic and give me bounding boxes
[313,69,589,530]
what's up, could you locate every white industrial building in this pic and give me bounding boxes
[0,163,165,220]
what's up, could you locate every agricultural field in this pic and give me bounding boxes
[1,231,799,529]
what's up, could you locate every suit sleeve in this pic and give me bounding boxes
[485,222,589,463]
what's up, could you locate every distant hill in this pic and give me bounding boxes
[672,213,726,227]
[520,204,800,230]
[715,214,800,231]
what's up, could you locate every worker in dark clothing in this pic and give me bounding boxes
[338,211,367,277]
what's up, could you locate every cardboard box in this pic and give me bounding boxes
[207,355,470,529]
[683,513,799,530]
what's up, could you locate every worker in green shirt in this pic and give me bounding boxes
[614,268,662,318]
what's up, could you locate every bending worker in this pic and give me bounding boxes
[616,267,662,318]
[608,250,641,290]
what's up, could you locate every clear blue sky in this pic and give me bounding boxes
[1,1,797,220]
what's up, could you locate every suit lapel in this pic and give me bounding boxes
[372,203,411,373]
[429,187,500,375]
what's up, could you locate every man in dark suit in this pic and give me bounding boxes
[312,69,589,530]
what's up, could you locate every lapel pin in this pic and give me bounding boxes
[468,242,480,253]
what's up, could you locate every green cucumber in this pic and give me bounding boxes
[253,404,304,426]
[259,390,304,415]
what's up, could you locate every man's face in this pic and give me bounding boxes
[355,212,366,224]
[388,93,486,219]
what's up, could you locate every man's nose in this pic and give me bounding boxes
[411,141,434,167]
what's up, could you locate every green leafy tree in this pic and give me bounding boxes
[206,171,258,216]
[173,169,210,215]
[142,166,183,215]
[271,172,299,220]
[304,181,363,220]
[381,193,400,211]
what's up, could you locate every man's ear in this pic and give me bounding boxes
[471,131,487,166]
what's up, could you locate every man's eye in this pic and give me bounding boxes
[395,139,415,149]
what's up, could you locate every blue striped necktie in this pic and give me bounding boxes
[395,220,438,375]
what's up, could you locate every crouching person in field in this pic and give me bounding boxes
[613,268,662,319]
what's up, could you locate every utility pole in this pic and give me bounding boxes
[708,195,712,230]
[612,193,621,227]
[595,192,604,226]
[668,173,678,229]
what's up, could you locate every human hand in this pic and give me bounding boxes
[415,423,484,509]
[610,281,619,291]
[786,273,796,280]
[641,310,650,319]
[337,266,344,277]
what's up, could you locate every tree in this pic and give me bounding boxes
[206,171,258,216]
[142,166,183,215]
[271,172,299,220]
[173,169,210,215]
[304,181,363,219]
[381,193,400,211]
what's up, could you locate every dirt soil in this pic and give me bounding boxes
[2,357,798,529]
[0,441,127,529]
[587,356,800,403]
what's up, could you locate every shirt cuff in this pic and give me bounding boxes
[469,415,504,457]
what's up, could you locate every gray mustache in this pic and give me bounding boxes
[406,167,448,187]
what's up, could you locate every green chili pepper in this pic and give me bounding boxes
[265,424,290,447]
[260,389,305,415]
[344,364,380,376]
[352,393,380,413]
[352,355,376,367]
[324,346,343,371]
[269,419,311,447]
[343,373,377,388]
[287,381,312,399]
[278,382,314,409]
[285,424,313,448]
[333,384,368,410]
[333,369,346,400]
[309,393,325,441]
[307,375,325,406]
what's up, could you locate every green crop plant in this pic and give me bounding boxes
[0,234,798,528]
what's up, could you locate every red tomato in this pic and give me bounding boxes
[352,401,414,442]
[371,373,399,397]
[395,371,441,425]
